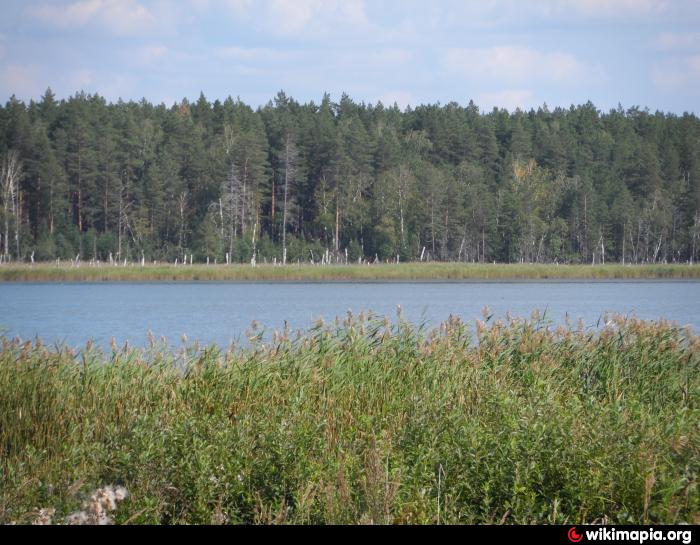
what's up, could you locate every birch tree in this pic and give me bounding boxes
[1,151,22,261]
[280,133,299,265]
[220,162,254,260]
[393,164,413,254]
[178,191,189,261]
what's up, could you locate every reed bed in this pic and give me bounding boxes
[0,312,698,525]
[1,262,700,282]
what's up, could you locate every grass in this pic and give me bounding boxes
[1,262,700,282]
[0,311,698,525]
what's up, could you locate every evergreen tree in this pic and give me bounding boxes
[0,91,698,264]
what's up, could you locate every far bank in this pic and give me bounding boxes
[1,262,700,282]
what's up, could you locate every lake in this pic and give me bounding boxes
[1,281,699,350]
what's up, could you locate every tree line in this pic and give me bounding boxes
[1,89,699,265]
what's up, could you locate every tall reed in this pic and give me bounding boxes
[0,312,698,524]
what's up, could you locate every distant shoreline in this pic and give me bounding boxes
[1,263,699,282]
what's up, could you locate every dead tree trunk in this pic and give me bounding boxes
[335,191,340,257]
[1,151,22,261]
[178,191,188,261]
[281,134,298,266]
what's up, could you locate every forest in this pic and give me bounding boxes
[1,89,699,265]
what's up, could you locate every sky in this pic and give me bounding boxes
[0,0,699,113]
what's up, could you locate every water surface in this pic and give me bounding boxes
[1,281,698,349]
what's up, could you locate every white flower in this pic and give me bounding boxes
[31,508,55,525]
[65,485,129,526]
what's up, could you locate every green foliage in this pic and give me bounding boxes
[2,92,700,264]
[372,216,399,260]
[0,314,698,524]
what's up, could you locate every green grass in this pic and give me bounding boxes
[1,262,700,282]
[1,312,698,525]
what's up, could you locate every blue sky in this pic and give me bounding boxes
[1,0,699,113]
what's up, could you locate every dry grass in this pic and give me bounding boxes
[1,262,700,282]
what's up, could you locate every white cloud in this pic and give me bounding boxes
[216,46,294,64]
[369,48,412,66]
[136,45,168,65]
[0,64,43,99]
[267,0,367,34]
[269,0,343,34]
[28,0,156,35]
[652,55,700,93]
[423,0,688,29]
[220,0,368,36]
[375,90,415,110]
[444,46,594,85]
[0,63,99,101]
[221,0,253,16]
[476,89,535,111]
[188,0,212,11]
[654,32,700,51]
[98,73,136,100]
[68,69,93,89]
[562,0,669,17]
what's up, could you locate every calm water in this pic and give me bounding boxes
[1,281,699,349]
